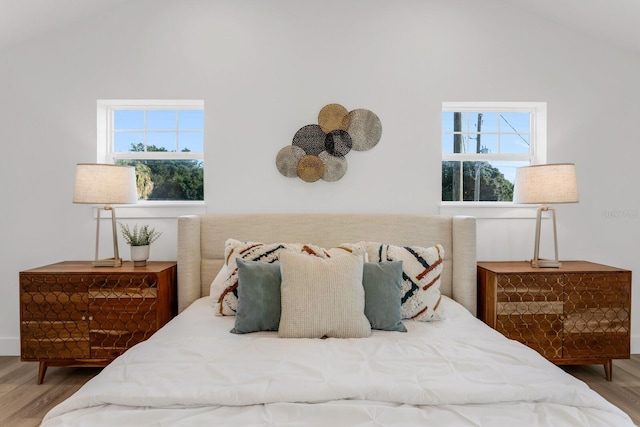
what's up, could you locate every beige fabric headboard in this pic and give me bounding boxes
[177,214,477,315]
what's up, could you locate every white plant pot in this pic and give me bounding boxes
[130,245,150,267]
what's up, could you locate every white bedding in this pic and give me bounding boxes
[42,297,634,427]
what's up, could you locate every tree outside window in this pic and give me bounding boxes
[441,103,546,203]
[98,100,204,202]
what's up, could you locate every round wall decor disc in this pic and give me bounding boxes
[318,104,350,133]
[276,145,306,177]
[348,109,382,151]
[297,155,325,182]
[292,124,326,155]
[319,151,348,182]
[324,130,352,157]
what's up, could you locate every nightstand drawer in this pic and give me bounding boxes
[21,337,90,360]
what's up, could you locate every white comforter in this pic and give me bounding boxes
[42,297,635,426]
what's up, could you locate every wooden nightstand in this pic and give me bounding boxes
[20,261,177,384]
[477,261,631,381]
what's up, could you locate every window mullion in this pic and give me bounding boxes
[175,111,179,152]
[442,154,531,162]
[143,110,148,151]
[112,152,202,160]
[458,161,464,202]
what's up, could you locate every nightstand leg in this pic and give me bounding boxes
[604,360,612,381]
[38,361,48,384]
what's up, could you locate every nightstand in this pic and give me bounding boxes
[477,261,631,381]
[20,261,177,384]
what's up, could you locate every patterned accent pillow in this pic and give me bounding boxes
[210,238,364,316]
[361,241,445,321]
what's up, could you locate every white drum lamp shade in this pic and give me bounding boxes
[73,163,138,205]
[73,163,138,267]
[514,163,578,268]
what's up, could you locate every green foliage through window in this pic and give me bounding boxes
[116,143,204,201]
[441,161,514,202]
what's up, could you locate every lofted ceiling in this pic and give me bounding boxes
[0,0,129,50]
[500,0,640,56]
[0,0,639,55]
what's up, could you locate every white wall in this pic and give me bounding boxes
[1,0,639,355]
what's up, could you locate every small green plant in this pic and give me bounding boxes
[119,223,162,246]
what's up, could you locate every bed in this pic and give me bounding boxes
[41,214,635,426]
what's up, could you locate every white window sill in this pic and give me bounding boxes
[91,201,206,219]
[439,203,545,219]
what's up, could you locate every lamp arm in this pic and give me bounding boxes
[95,207,102,261]
[533,205,544,266]
[105,205,120,263]
[551,207,559,264]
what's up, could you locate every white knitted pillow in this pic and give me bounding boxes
[278,251,371,339]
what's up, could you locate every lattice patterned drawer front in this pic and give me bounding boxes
[87,273,159,354]
[563,272,631,359]
[495,273,564,359]
[20,275,91,360]
[20,271,160,361]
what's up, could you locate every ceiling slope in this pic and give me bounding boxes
[500,0,640,56]
[0,0,638,56]
[0,0,130,50]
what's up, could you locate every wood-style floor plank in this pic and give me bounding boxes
[0,357,100,427]
[1,356,639,425]
[562,358,640,425]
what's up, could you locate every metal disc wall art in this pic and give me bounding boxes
[318,104,351,133]
[292,124,325,155]
[276,103,382,182]
[348,109,382,151]
[276,145,306,177]
[297,155,325,183]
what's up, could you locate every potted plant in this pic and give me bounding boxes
[119,223,162,266]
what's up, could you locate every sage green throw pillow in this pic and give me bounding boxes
[230,259,281,334]
[363,261,407,332]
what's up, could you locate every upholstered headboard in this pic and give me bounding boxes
[177,214,477,315]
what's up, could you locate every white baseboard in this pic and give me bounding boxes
[631,335,640,355]
[0,338,20,356]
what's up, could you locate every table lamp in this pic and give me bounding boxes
[513,163,578,268]
[73,163,138,267]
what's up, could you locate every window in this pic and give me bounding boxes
[97,100,204,202]
[441,102,546,203]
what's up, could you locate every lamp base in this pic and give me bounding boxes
[92,257,123,268]
[93,206,123,268]
[531,258,562,268]
[530,205,562,269]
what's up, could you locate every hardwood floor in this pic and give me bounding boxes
[0,358,100,427]
[562,357,640,425]
[1,356,639,426]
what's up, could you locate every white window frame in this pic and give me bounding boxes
[97,99,206,218]
[439,102,547,218]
